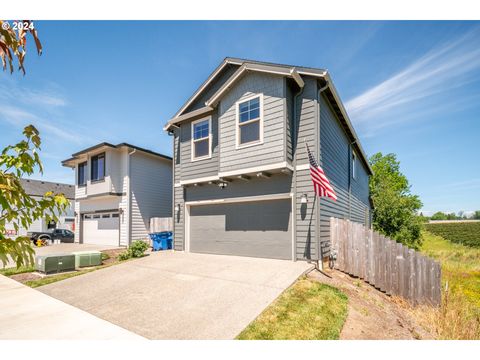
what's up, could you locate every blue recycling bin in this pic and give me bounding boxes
[149,232,173,251]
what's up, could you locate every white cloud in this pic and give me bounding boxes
[345,27,480,133]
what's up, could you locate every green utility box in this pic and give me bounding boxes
[72,251,102,268]
[35,254,75,274]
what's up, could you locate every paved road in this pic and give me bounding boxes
[0,275,144,340]
[39,251,313,339]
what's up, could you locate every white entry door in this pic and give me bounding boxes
[82,212,120,246]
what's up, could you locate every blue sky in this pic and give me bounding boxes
[1,21,479,215]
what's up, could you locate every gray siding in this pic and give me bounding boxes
[318,94,371,258]
[179,113,219,180]
[130,153,172,241]
[174,131,181,182]
[173,186,184,251]
[293,78,319,261]
[184,64,240,113]
[219,72,286,173]
[185,174,291,202]
[285,79,294,163]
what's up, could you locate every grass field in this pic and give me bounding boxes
[237,278,348,340]
[425,222,480,248]
[414,231,480,339]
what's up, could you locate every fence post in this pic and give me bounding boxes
[408,249,416,305]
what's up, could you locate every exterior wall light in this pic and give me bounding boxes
[218,181,228,189]
[301,194,308,204]
[175,204,181,214]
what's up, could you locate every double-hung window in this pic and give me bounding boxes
[78,162,87,186]
[237,95,263,148]
[191,117,211,161]
[91,153,105,182]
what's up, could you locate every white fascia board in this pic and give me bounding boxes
[179,175,220,186]
[173,59,230,118]
[218,162,293,178]
[205,63,248,107]
[164,106,214,131]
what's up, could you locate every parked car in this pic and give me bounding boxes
[28,229,75,243]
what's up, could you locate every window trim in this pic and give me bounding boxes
[235,93,264,150]
[90,152,106,182]
[191,116,212,162]
[77,161,87,187]
[352,150,357,180]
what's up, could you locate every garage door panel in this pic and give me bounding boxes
[189,199,292,260]
[83,213,119,246]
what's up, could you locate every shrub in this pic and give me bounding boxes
[129,240,149,258]
[118,240,149,261]
[118,251,131,261]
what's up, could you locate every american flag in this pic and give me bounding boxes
[306,142,337,201]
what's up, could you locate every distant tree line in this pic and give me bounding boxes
[420,210,480,221]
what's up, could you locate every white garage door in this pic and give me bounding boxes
[82,212,120,246]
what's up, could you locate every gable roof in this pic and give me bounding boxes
[62,142,172,168]
[164,57,372,175]
[20,178,75,200]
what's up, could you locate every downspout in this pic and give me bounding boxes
[292,82,304,262]
[316,81,329,270]
[127,148,136,247]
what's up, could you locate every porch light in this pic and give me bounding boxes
[301,194,308,204]
[175,204,181,214]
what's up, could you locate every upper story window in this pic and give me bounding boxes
[78,162,87,186]
[191,117,211,161]
[236,94,263,148]
[352,150,357,180]
[91,153,105,182]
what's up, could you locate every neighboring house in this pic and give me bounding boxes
[3,179,75,237]
[62,143,172,247]
[164,58,373,265]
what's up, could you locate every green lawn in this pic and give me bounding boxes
[25,268,97,288]
[0,265,35,276]
[418,231,480,339]
[237,278,348,340]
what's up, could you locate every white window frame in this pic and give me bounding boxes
[191,116,212,162]
[352,150,357,180]
[235,93,264,149]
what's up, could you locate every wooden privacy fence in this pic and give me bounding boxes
[330,217,442,306]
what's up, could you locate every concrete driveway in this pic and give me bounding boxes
[39,251,313,339]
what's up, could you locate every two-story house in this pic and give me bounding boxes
[3,179,75,238]
[164,58,372,266]
[62,143,172,247]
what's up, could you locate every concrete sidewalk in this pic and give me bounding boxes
[0,275,144,340]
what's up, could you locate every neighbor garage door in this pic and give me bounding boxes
[82,212,120,246]
[189,199,292,260]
